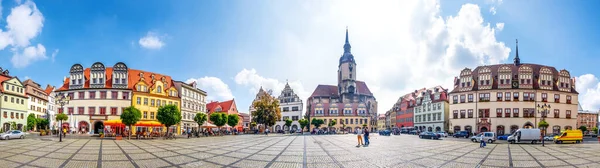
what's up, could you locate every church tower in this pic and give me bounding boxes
[338,28,357,102]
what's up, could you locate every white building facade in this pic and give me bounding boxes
[413,86,449,132]
[275,82,303,132]
[174,81,207,132]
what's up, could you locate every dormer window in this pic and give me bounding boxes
[157,86,162,93]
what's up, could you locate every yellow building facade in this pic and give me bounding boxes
[129,70,181,135]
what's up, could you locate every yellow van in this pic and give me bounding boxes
[554,130,583,144]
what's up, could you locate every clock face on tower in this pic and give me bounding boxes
[512,80,519,89]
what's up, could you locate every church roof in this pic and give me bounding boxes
[309,81,373,98]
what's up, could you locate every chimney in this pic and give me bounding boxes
[571,78,576,90]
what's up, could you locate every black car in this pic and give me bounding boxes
[379,130,391,136]
[453,131,469,138]
[419,132,440,140]
[409,130,419,135]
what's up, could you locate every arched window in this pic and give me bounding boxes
[157,86,162,93]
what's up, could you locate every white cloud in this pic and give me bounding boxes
[234,68,310,102]
[138,32,165,49]
[0,0,49,68]
[576,74,600,111]
[51,49,59,62]
[490,6,497,15]
[496,23,504,31]
[11,43,46,68]
[186,77,234,101]
[24,76,30,80]
[245,0,511,113]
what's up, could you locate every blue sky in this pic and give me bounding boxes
[2,0,600,113]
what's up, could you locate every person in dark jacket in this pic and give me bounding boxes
[364,128,370,146]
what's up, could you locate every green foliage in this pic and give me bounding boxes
[538,120,549,128]
[285,119,293,129]
[251,93,281,127]
[27,114,37,131]
[194,112,208,126]
[210,112,228,128]
[227,114,240,128]
[250,122,257,130]
[362,124,367,128]
[157,104,182,127]
[579,125,588,133]
[10,122,17,130]
[37,118,49,130]
[298,119,308,131]
[120,106,142,140]
[56,113,68,122]
[593,127,598,134]
[311,118,324,128]
[328,119,336,127]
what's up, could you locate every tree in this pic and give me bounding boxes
[27,114,37,131]
[55,113,68,142]
[328,119,336,132]
[362,124,367,128]
[538,120,549,135]
[311,118,324,129]
[194,112,208,133]
[298,119,308,132]
[210,112,228,134]
[251,93,281,132]
[120,106,142,140]
[227,114,240,131]
[593,127,598,134]
[579,125,588,133]
[157,104,182,139]
[285,119,292,133]
[250,122,257,131]
[37,118,49,130]
[10,121,17,130]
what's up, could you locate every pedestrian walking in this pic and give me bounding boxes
[364,128,370,146]
[265,128,269,136]
[480,136,486,148]
[356,128,364,147]
[187,129,191,139]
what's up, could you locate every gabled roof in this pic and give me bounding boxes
[57,67,117,91]
[44,85,55,95]
[207,99,235,113]
[310,85,338,97]
[0,75,11,93]
[128,69,175,92]
[356,81,373,96]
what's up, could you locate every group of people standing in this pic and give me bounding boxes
[356,128,370,147]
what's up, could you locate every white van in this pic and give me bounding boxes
[479,132,496,143]
[508,129,541,144]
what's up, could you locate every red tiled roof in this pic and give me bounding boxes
[310,85,338,97]
[57,67,175,92]
[207,99,235,113]
[450,63,578,94]
[356,81,373,96]
[44,85,55,95]
[0,75,11,93]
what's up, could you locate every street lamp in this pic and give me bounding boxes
[537,103,550,147]
[55,93,70,142]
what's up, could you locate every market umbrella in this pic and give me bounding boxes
[200,122,217,128]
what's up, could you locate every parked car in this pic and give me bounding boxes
[0,130,25,140]
[543,135,555,141]
[470,133,483,142]
[409,130,419,135]
[480,132,496,143]
[379,130,391,136]
[554,130,583,144]
[508,129,541,144]
[435,131,448,138]
[453,131,469,138]
[419,132,440,140]
[497,134,512,140]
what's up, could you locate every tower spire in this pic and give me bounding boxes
[344,27,351,53]
[514,39,521,66]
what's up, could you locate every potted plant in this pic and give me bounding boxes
[99,130,104,138]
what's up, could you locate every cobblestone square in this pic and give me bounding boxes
[1,134,599,168]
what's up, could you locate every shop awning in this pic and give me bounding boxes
[135,121,164,127]
[104,120,125,127]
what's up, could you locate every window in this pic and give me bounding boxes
[78,107,84,115]
[292,116,299,121]
[3,96,6,102]
[150,112,155,119]
[513,92,519,101]
[78,92,84,99]
[496,108,502,117]
[505,108,511,118]
[282,107,289,112]
[59,107,64,114]
[163,100,166,106]
[453,96,458,104]
[460,95,465,103]
[157,86,162,93]
[100,91,107,99]
[68,92,74,99]
[89,91,96,99]
[11,97,14,103]
[566,96,572,104]
[20,99,24,104]
[151,99,155,107]
[468,109,473,118]
[137,97,141,105]
[111,91,118,99]
[123,92,129,99]
[542,93,547,102]
[505,92,511,101]
[143,111,148,119]
[468,94,473,102]
[453,110,458,119]
[89,107,96,115]
[497,92,502,101]
[68,107,74,115]
[524,93,529,101]
[554,109,559,118]
[479,93,490,101]
[566,110,571,118]
[554,94,560,103]
[478,109,489,118]
[144,98,148,105]
[157,100,161,106]
[99,107,106,115]
[292,106,299,111]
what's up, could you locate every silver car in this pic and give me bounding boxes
[0,130,25,140]
[435,131,448,137]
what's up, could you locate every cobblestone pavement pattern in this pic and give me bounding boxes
[1,134,599,168]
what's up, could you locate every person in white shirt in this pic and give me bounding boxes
[356,128,364,147]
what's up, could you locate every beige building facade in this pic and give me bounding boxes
[449,42,578,136]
